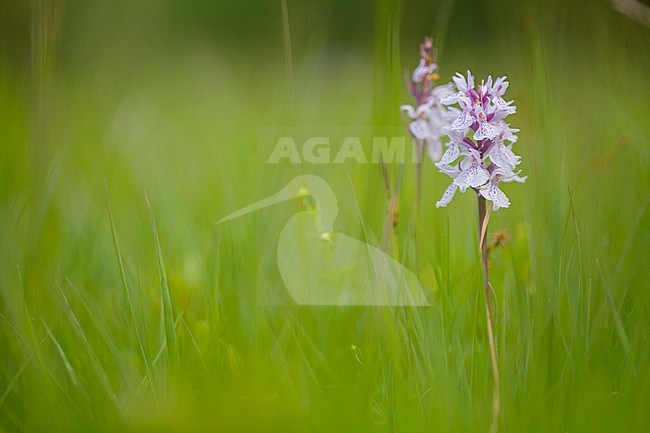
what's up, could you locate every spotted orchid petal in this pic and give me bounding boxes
[452,71,475,93]
[443,127,465,143]
[493,96,516,113]
[454,159,490,192]
[441,91,464,106]
[438,163,461,179]
[489,76,509,96]
[474,122,499,141]
[459,94,473,111]
[500,171,528,183]
[487,142,520,169]
[451,111,474,130]
[503,127,519,143]
[436,182,458,208]
[479,182,510,211]
[436,143,461,166]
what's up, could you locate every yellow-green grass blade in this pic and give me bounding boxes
[145,192,179,376]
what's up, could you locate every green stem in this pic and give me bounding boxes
[478,195,500,433]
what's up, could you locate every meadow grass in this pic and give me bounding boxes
[1,1,649,432]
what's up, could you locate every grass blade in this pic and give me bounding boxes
[0,352,34,408]
[144,192,179,375]
[105,181,158,402]
[55,281,119,408]
[597,260,632,362]
[40,318,84,392]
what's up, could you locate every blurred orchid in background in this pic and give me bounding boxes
[400,37,456,163]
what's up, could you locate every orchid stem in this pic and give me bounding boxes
[478,195,500,433]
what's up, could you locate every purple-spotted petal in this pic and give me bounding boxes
[485,76,493,92]
[493,96,516,113]
[458,93,473,111]
[490,76,509,96]
[436,182,458,208]
[452,73,467,92]
[466,71,475,90]
[487,142,520,169]
[436,143,460,166]
[480,182,510,211]
[500,172,527,183]
[503,127,519,143]
[474,122,499,141]
[453,70,475,92]
[451,111,474,130]
[454,162,490,192]
[438,163,461,179]
[441,91,463,105]
[443,127,465,143]
[452,71,475,93]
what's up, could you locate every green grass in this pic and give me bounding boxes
[1,1,649,432]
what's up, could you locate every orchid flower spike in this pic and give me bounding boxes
[401,37,455,163]
[435,71,525,211]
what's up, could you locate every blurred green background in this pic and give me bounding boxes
[1,0,649,432]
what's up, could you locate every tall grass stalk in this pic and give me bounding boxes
[280,0,296,125]
[145,193,179,379]
[106,182,158,403]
